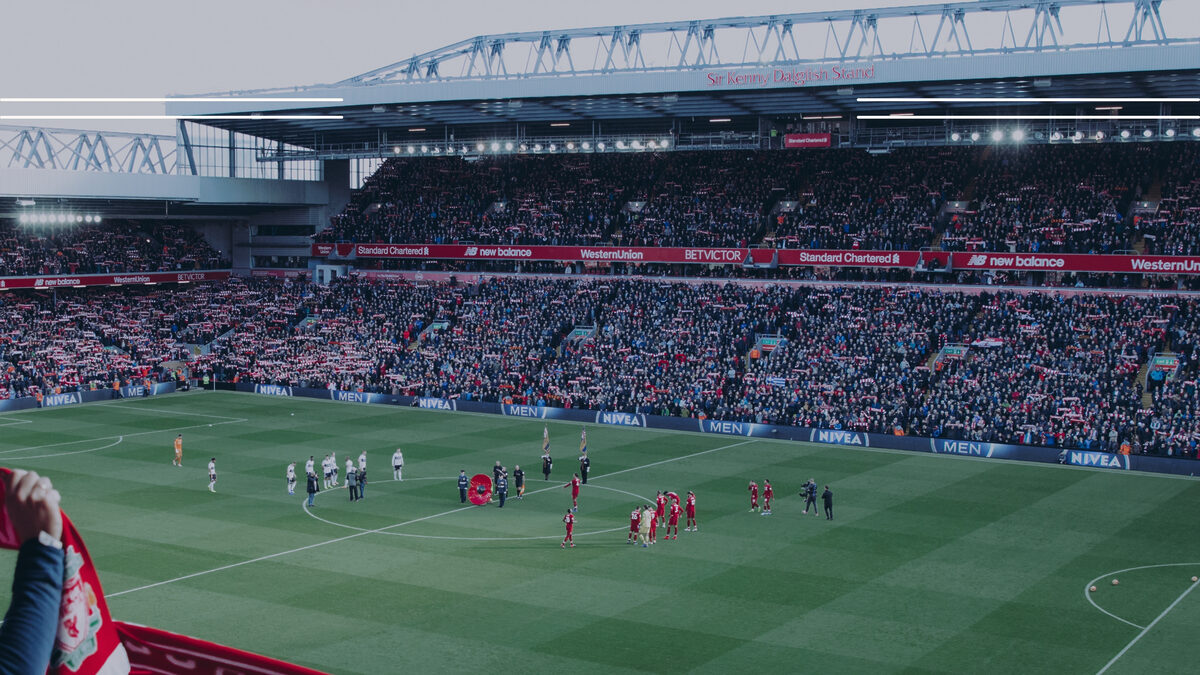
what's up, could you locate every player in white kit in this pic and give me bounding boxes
[392,448,404,481]
[207,458,217,492]
[286,462,296,495]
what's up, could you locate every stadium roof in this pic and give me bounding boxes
[167,0,1199,148]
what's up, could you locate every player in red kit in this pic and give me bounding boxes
[648,508,658,544]
[562,510,575,548]
[628,506,641,544]
[665,500,682,539]
[748,480,759,512]
[685,491,697,531]
[666,490,680,508]
[761,479,774,516]
[563,473,581,512]
[655,491,668,525]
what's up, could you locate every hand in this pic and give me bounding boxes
[3,469,63,544]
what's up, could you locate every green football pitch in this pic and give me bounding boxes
[2,391,1199,674]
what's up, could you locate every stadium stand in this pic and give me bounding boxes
[0,220,229,276]
[10,276,1184,456]
[314,144,1198,255]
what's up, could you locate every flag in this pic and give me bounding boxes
[579,428,587,454]
[543,425,550,453]
[0,468,131,675]
[0,468,331,675]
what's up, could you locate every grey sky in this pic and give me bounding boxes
[2,0,1196,135]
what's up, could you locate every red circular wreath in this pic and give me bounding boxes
[469,474,493,505]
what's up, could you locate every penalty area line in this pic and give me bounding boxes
[1096,577,1200,674]
[108,438,756,598]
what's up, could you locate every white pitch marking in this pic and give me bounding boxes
[108,440,755,597]
[1083,562,1200,630]
[0,437,123,462]
[0,418,245,456]
[1096,576,1200,674]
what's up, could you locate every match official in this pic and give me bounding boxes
[822,485,834,520]
[496,473,508,508]
[458,470,469,503]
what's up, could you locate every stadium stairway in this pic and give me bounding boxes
[1137,360,1154,408]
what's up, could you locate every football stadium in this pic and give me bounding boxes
[2,0,1200,672]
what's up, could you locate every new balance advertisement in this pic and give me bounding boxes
[0,270,231,290]
[955,252,1200,275]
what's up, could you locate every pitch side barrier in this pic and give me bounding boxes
[0,382,177,413]
[241,383,1199,478]
[313,243,1200,276]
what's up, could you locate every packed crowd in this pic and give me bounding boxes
[5,274,1198,458]
[939,145,1152,254]
[200,277,1200,457]
[315,143,1200,255]
[768,147,969,251]
[0,220,229,277]
[0,280,268,400]
[1139,143,1200,257]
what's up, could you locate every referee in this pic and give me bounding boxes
[579,451,590,484]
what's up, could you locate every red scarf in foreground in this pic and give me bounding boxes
[1,467,328,675]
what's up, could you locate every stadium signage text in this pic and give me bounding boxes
[320,245,1200,275]
[254,384,293,397]
[783,133,832,149]
[595,411,647,427]
[330,390,373,403]
[811,429,869,446]
[416,397,456,410]
[0,271,231,291]
[230,383,1200,478]
[502,404,548,418]
[698,419,759,436]
[930,439,995,458]
[705,65,876,88]
[40,392,81,408]
[1066,450,1130,470]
